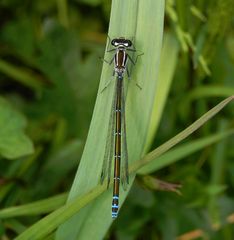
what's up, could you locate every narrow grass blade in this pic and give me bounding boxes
[179,86,234,117]
[0,59,45,91]
[132,96,234,173]
[0,193,67,219]
[15,186,106,240]
[139,129,234,174]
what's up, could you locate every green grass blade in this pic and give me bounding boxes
[208,120,230,224]
[0,193,67,219]
[144,31,179,151]
[179,86,234,117]
[15,186,106,240]
[0,59,45,91]
[132,96,234,173]
[56,0,165,239]
[139,129,234,174]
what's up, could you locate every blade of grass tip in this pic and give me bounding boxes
[56,0,165,239]
[132,96,234,173]
[15,97,233,240]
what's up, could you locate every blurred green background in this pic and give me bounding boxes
[0,0,234,239]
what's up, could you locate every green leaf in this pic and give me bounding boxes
[0,97,34,159]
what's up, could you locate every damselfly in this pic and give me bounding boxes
[100,37,142,218]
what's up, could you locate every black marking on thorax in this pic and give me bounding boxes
[115,48,127,69]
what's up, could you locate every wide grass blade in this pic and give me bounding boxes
[56,0,165,239]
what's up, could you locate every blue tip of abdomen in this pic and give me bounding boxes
[112,195,119,219]
[112,204,119,219]
[112,212,118,218]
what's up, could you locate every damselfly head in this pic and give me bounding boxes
[111,38,132,48]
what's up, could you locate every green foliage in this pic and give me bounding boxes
[0,97,34,159]
[0,0,233,239]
